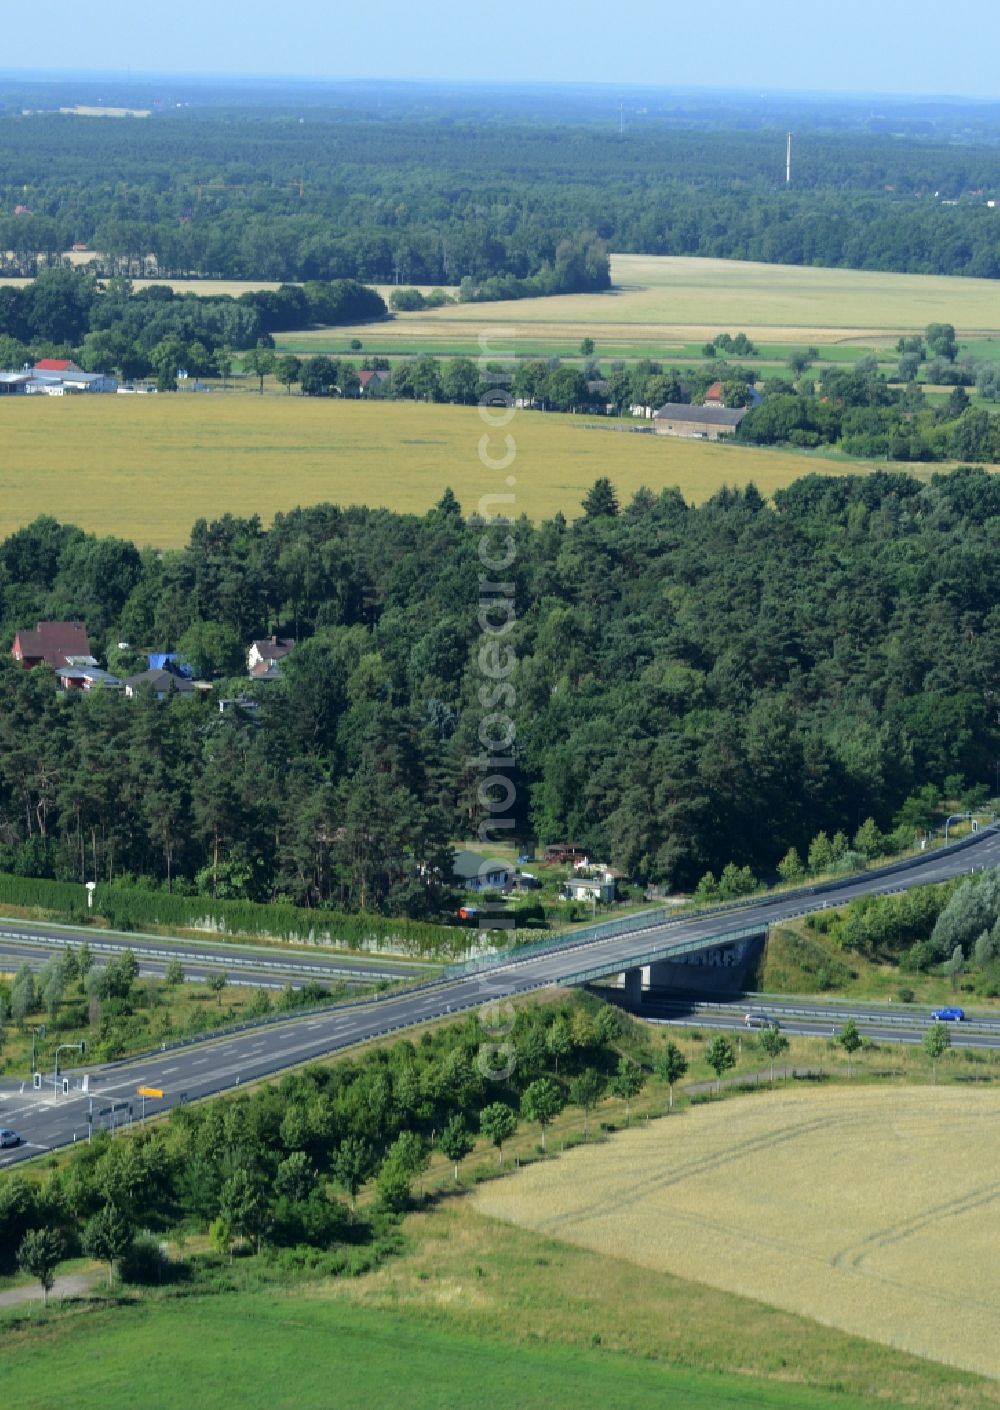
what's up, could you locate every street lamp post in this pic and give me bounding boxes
[29,1024,46,1074]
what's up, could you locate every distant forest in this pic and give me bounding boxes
[0,470,998,914]
[2,95,1000,282]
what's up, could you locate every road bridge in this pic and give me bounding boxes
[3,827,1000,1168]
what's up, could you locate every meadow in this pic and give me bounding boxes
[0,1291,910,1410]
[474,1086,1000,1382]
[0,396,883,547]
[278,254,1000,356]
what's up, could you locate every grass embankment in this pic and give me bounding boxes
[761,920,1000,1010]
[0,396,888,547]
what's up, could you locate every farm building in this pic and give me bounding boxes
[653,403,748,440]
[358,369,391,397]
[27,361,117,394]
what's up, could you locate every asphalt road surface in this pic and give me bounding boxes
[628,994,1000,1050]
[4,828,1000,1167]
[0,924,429,989]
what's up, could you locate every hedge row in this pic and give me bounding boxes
[0,873,471,959]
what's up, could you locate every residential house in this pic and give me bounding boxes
[453,849,513,894]
[56,665,123,692]
[653,403,748,440]
[703,381,762,409]
[218,695,261,718]
[563,873,616,904]
[125,668,195,700]
[12,621,94,670]
[357,369,391,398]
[247,635,295,679]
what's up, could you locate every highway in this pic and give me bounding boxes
[624,994,1000,1051]
[3,827,1000,1167]
[0,923,430,990]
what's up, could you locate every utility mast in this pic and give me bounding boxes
[786,133,793,186]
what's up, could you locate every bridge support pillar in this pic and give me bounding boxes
[622,967,643,1005]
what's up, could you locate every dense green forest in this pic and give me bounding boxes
[2,94,1000,282]
[0,469,998,912]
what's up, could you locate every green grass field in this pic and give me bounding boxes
[0,396,891,547]
[0,1293,913,1410]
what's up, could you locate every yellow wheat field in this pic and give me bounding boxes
[0,397,886,547]
[475,1086,1000,1380]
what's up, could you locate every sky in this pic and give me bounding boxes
[3,0,1000,99]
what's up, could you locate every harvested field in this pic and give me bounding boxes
[475,1086,1000,1381]
[284,254,1000,350]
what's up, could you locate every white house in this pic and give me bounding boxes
[563,874,616,904]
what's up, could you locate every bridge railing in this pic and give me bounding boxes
[551,922,771,987]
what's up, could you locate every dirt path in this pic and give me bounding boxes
[0,1273,95,1308]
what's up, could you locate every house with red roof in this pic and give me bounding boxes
[357,369,391,397]
[34,359,79,374]
[12,621,95,671]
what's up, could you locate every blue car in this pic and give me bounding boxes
[930,1007,965,1022]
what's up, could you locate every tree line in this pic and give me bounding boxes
[0,270,387,383]
[3,110,1000,283]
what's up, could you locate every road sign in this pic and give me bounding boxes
[137,1086,163,1099]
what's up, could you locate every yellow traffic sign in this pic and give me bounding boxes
[137,1086,164,1099]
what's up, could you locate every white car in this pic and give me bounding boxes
[743,1013,780,1030]
[0,1127,21,1148]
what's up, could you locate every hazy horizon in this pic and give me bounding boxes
[1,0,997,101]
